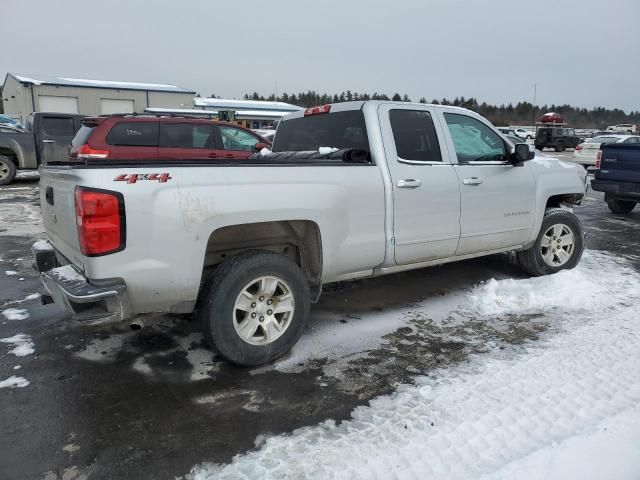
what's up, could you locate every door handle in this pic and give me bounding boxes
[207,153,218,158]
[42,139,55,144]
[463,177,483,186]
[224,154,234,159]
[397,179,422,188]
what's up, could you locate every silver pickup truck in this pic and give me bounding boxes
[33,101,587,365]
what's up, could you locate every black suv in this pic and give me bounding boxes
[534,127,581,152]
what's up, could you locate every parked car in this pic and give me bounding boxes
[0,112,83,185]
[591,143,640,214]
[69,115,270,163]
[534,127,581,151]
[497,127,517,136]
[33,101,586,366]
[607,124,638,134]
[252,129,276,142]
[513,128,534,140]
[573,135,640,166]
[591,130,616,138]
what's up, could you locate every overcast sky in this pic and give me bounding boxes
[2,0,639,111]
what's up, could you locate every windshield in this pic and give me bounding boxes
[273,110,370,152]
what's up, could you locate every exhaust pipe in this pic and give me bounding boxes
[129,319,144,331]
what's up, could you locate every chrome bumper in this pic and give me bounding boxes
[32,240,130,323]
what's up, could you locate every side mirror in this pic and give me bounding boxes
[513,143,534,163]
[255,142,268,151]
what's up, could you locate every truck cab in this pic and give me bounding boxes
[0,112,83,185]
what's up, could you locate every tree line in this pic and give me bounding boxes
[236,91,640,129]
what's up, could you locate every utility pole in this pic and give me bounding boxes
[532,82,537,132]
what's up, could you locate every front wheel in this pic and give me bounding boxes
[199,250,310,366]
[607,198,636,214]
[517,209,584,276]
[555,142,565,152]
[0,155,17,186]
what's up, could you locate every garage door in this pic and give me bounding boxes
[38,96,78,113]
[101,99,135,115]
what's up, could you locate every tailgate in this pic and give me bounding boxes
[596,144,640,183]
[39,167,82,266]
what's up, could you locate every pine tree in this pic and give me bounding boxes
[392,93,402,101]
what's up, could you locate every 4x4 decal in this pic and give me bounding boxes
[114,173,171,184]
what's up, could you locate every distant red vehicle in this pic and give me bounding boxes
[540,112,565,124]
[69,115,270,163]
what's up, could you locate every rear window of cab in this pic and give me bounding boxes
[272,110,370,152]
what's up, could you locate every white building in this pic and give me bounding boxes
[2,73,196,122]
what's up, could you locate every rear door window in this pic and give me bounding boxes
[219,127,260,151]
[159,123,217,149]
[273,110,370,152]
[42,117,76,137]
[106,121,159,146]
[389,109,442,162]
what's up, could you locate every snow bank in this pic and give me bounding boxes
[0,376,30,389]
[0,334,35,356]
[471,250,633,315]
[1,308,29,321]
[188,251,640,480]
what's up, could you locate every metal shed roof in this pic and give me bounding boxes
[193,98,302,112]
[5,73,196,94]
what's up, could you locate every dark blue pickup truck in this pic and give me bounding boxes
[591,143,640,214]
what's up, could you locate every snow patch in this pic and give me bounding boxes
[318,147,338,154]
[32,239,53,251]
[1,334,35,356]
[188,251,640,479]
[4,270,17,276]
[0,376,30,389]
[1,308,30,321]
[259,148,272,156]
[470,251,633,316]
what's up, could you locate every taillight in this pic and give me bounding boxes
[575,144,582,151]
[75,187,125,256]
[74,144,110,160]
[304,104,331,116]
[595,151,602,169]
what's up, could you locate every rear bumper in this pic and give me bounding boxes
[591,179,640,199]
[32,240,130,323]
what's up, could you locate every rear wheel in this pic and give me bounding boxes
[517,209,584,276]
[555,141,565,152]
[199,250,310,366]
[606,198,636,214]
[0,155,17,186]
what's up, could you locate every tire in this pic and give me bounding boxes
[526,135,532,140]
[199,250,310,366]
[535,145,544,151]
[606,198,636,214]
[517,209,584,276]
[554,141,565,152]
[0,155,17,186]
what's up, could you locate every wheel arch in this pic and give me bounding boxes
[201,220,323,301]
